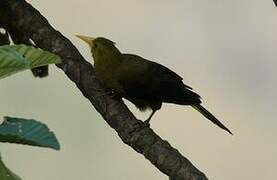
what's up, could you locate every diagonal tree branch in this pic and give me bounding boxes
[0,0,208,179]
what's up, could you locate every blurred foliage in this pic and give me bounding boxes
[0,44,61,79]
[0,45,61,179]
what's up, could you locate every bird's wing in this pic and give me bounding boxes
[122,54,183,79]
[115,54,200,104]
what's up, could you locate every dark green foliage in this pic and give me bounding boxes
[0,117,60,150]
[0,155,21,180]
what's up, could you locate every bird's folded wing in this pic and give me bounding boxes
[115,54,199,104]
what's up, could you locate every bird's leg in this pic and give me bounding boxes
[131,111,155,133]
[144,110,156,124]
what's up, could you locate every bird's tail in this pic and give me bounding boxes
[192,104,232,135]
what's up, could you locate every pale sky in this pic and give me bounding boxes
[0,0,276,180]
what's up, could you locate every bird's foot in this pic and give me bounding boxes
[131,120,150,133]
[144,118,151,126]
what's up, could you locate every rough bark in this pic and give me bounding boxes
[0,1,208,179]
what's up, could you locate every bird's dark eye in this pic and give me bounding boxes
[93,43,98,48]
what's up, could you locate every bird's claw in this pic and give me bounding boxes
[144,119,151,126]
[143,120,151,128]
[131,120,150,133]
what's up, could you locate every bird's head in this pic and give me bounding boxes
[76,35,121,62]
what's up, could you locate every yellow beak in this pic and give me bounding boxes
[75,34,95,47]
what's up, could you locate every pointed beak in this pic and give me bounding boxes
[75,34,95,47]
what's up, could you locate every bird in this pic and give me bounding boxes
[76,35,232,134]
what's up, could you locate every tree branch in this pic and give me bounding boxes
[0,1,208,179]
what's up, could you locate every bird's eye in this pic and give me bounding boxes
[93,43,98,49]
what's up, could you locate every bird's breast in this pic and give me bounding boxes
[94,61,124,94]
[95,63,113,85]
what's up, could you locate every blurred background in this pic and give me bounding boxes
[0,0,276,179]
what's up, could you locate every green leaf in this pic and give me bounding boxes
[0,117,60,150]
[0,155,22,180]
[0,44,61,79]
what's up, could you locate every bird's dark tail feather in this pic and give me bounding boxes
[192,104,232,135]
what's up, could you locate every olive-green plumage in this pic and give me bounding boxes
[77,35,232,134]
